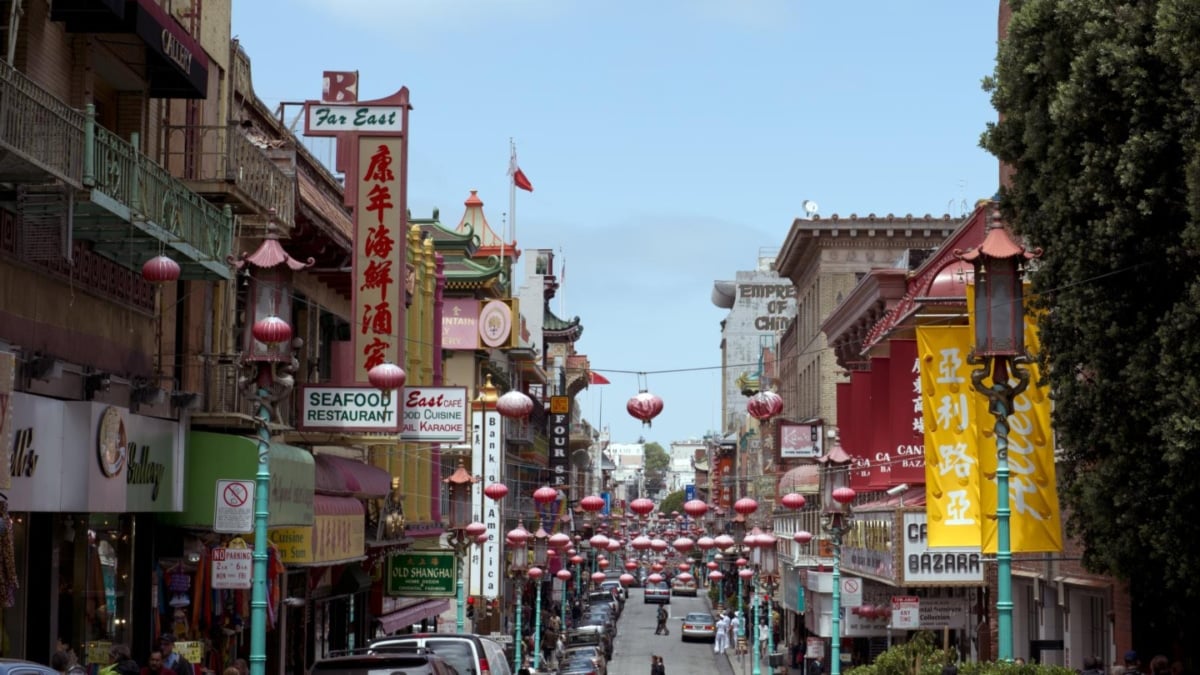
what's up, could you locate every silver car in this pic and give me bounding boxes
[680,612,717,641]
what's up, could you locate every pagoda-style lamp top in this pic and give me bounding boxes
[955,216,1042,359]
[443,459,478,527]
[533,523,550,567]
[475,373,500,405]
[817,433,853,514]
[231,208,314,363]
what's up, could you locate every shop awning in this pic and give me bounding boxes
[314,454,392,498]
[778,464,820,495]
[375,599,450,635]
[852,486,926,512]
[315,494,365,516]
[166,432,315,529]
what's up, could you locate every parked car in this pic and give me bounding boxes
[369,633,512,675]
[311,651,458,675]
[671,576,698,597]
[680,612,718,642]
[557,655,602,675]
[643,581,671,604]
[0,660,58,675]
[560,645,607,675]
[565,625,612,661]
[599,579,627,602]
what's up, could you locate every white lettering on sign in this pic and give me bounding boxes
[471,409,503,599]
[211,547,252,589]
[160,29,194,73]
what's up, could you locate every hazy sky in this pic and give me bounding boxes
[233,0,1002,452]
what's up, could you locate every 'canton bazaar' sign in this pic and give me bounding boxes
[901,512,983,585]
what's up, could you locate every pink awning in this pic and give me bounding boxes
[314,454,392,498]
[376,599,450,635]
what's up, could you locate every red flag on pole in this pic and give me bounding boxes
[588,371,611,385]
[510,145,534,192]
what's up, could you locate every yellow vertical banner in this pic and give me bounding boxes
[918,326,983,547]
[973,310,1063,553]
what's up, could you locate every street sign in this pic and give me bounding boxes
[892,595,920,629]
[806,637,825,659]
[685,484,695,501]
[840,576,863,607]
[213,479,254,533]
[489,633,513,645]
[211,547,252,589]
[387,551,457,597]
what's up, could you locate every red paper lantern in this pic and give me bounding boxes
[569,555,584,565]
[650,538,668,552]
[647,573,663,584]
[626,390,664,427]
[734,497,759,516]
[589,534,609,549]
[528,567,544,580]
[465,522,487,538]
[252,316,292,346]
[793,530,814,545]
[496,390,535,419]
[746,390,784,420]
[556,569,572,581]
[619,573,635,587]
[706,561,718,571]
[697,536,716,551]
[142,255,181,283]
[624,560,638,571]
[580,495,606,513]
[672,537,695,553]
[738,568,755,580]
[632,536,652,551]
[683,499,709,518]
[533,486,559,505]
[367,362,407,392]
[713,534,735,549]
[676,572,693,583]
[678,562,691,572]
[651,563,664,573]
[549,532,572,549]
[780,493,807,510]
[507,525,530,545]
[598,559,610,570]
[629,498,655,516]
[590,572,606,584]
[484,483,509,501]
[708,570,724,581]
[833,486,857,504]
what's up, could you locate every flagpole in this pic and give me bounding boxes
[508,139,517,279]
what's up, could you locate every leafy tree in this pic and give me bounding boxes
[981,0,1200,646]
[643,442,671,494]
[658,489,685,517]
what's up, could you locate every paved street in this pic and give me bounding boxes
[605,588,734,675]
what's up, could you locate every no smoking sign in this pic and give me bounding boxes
[214,479,256,533]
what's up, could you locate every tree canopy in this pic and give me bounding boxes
[982,0,1200,645]
[658,489,685,517]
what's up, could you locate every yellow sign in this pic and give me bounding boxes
[270,513,365,564]
[919,326,983,547]
[176,641,204,665]
[550,396,569,415]
[86,641,113,667]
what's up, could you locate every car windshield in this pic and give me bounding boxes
[685,613,713,622]
[374,639,474,675]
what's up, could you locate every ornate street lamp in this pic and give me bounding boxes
[507,523,531,670]
[231,210,312,675]
[818,435,855,675]
[531,522,549,671]
[445,459,483,633]
[759,529,780,670]
[956,221,1041,662]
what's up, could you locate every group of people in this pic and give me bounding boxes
[712,610,746,655]
[51,634,226,675]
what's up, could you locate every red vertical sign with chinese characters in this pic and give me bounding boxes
[888,340,926,485]
[355,137,404,380]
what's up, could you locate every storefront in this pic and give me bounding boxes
[0,393,184,663]
[160,432,315,675]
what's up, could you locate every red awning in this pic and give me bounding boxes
[314,454,392,498]
[314,494,365,517]
[376,599,450,635]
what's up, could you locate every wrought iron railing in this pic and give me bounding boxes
[0,60,85,186]
[85,110,233,264]
[161,124,295,229]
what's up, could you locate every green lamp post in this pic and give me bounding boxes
[956,218,1041,661]
[507,522,531,670]
[445,460,484,634]
[818,436,855,675]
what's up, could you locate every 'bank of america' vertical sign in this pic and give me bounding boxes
[548,396,571,487]
[470,407,503,598]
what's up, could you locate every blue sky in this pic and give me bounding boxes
[233,0,1002,451]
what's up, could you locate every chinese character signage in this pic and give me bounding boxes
[918,326,982,547]
[399,386,468,442]
[888,340,926,485]
[387,551,457,597]
[354,136,404,383]
[269,511,365,564]
[548,396,570,487]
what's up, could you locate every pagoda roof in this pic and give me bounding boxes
[412,208,504,292]
[455,190,519,262]
[544,303,583,342]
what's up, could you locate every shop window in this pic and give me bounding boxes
[59,514,134,668]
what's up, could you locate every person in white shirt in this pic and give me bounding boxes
[730,612,743,654]
[714,614,731,654]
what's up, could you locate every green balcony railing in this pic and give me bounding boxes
[161,124,295,229]
[0,60,86,186]
[84,104,233,270]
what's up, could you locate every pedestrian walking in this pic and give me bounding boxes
[655,604,670,635]
[651,655,666,675]
[714,613,731,654]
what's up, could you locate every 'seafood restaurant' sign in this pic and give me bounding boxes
[298,386,400,432]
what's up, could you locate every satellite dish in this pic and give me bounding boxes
[802,200,819,217]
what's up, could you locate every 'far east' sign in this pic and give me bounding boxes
[387,551,457,597]
[304,105,406,134]
[298,386,400,432]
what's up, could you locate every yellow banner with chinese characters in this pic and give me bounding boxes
[918,326,983,547]
[970,294,1063,553]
